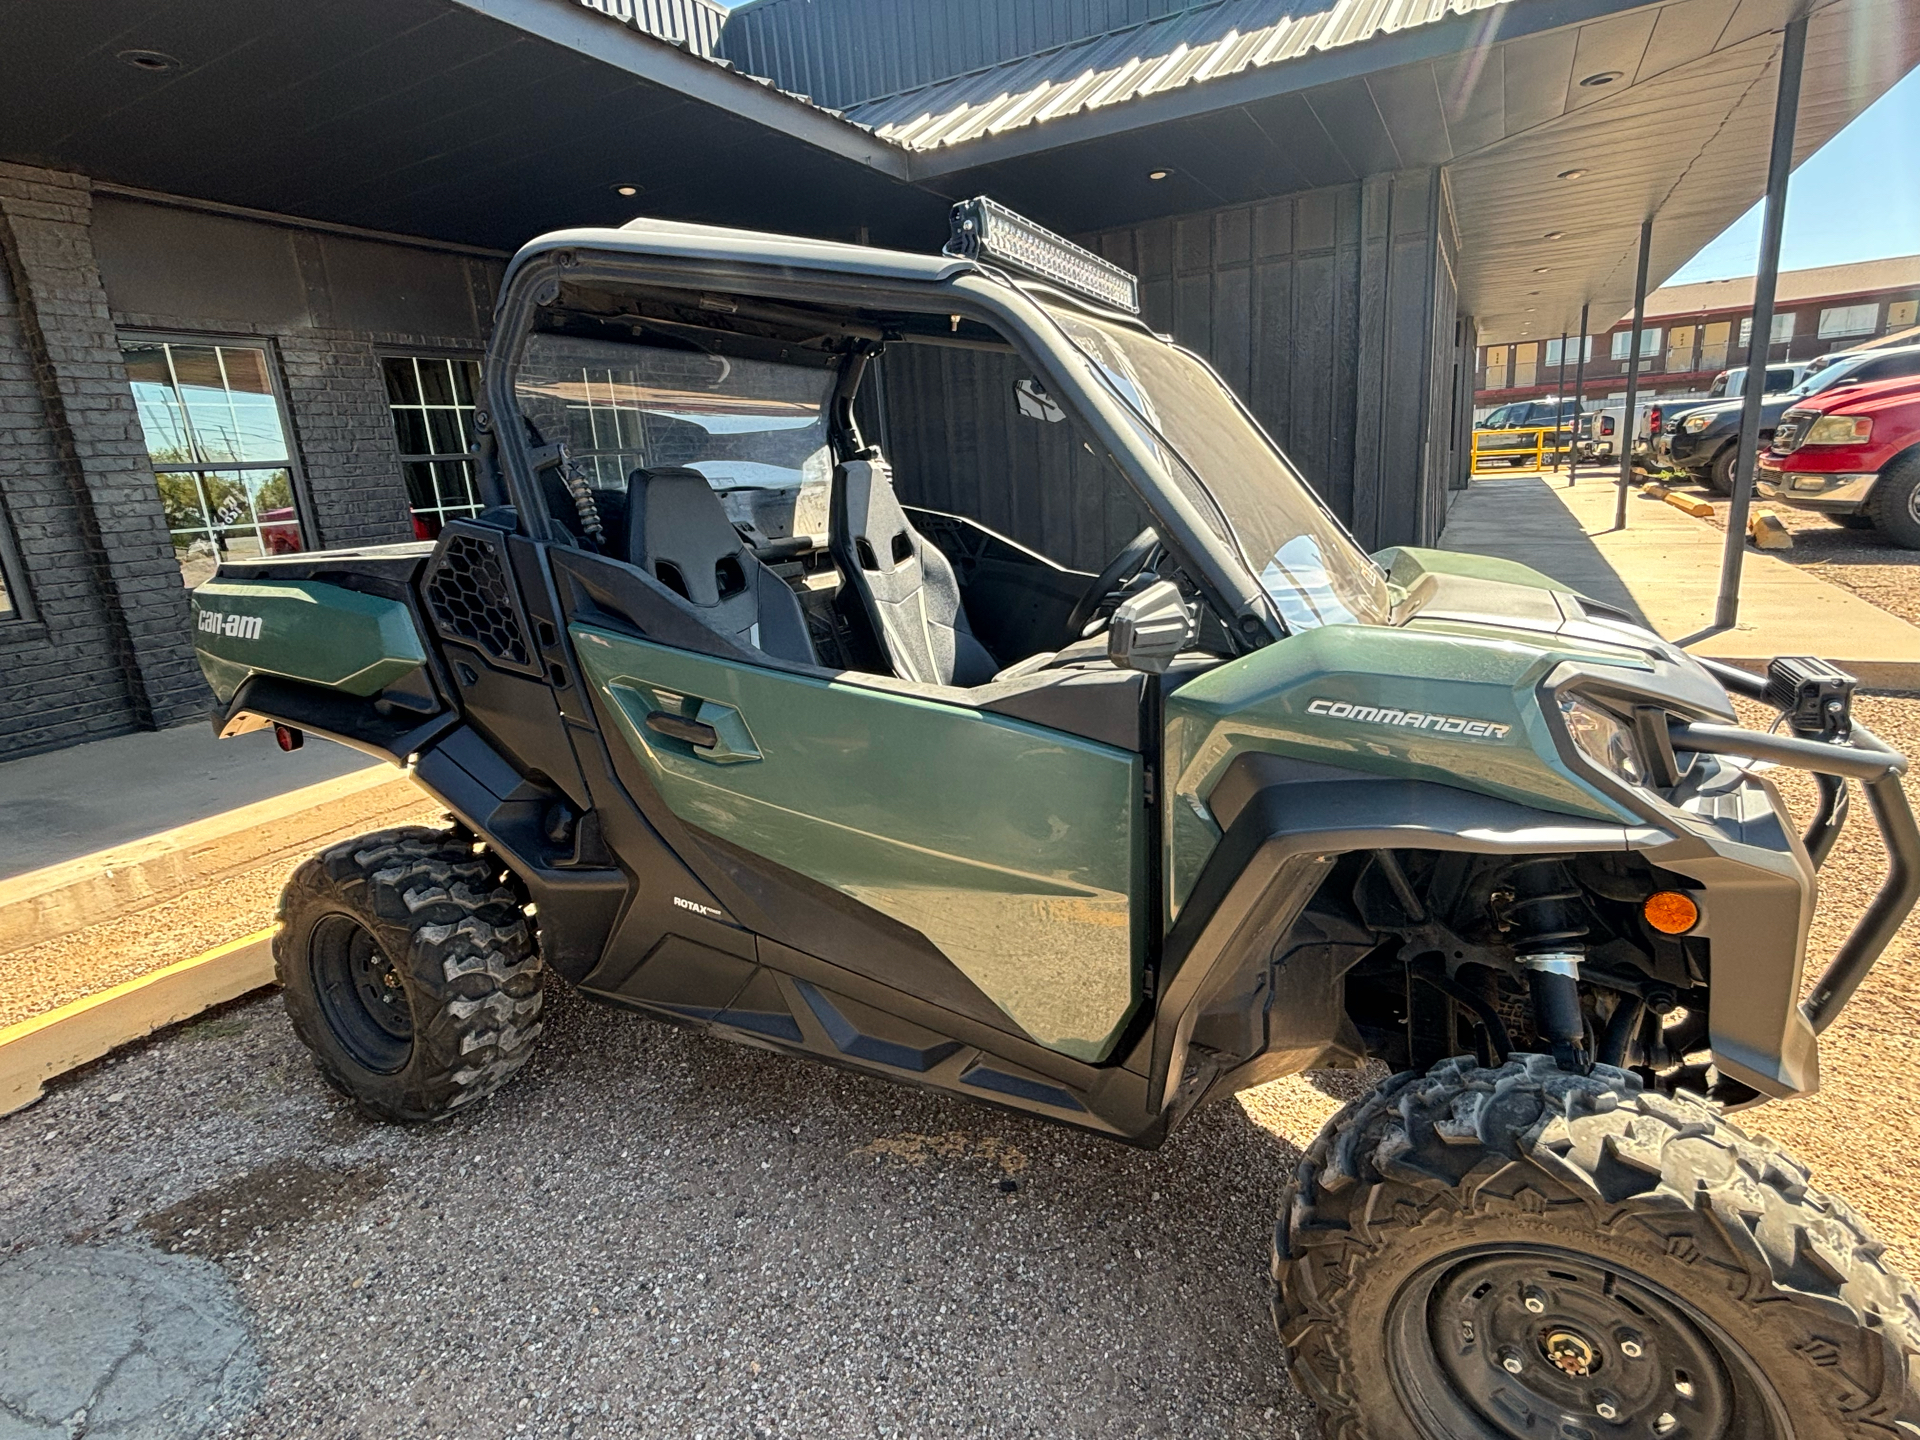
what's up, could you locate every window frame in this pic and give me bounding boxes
[119,329,314,582]
[0,492,33,626]
[1543,336,1595,367]
[1739,312,1797,348]
[1611,327,1662,361]
[1818,303,1880,340]
[377,350,487,539]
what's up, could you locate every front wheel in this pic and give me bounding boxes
[1705,444,1738,495]
[276,826,544,1122]
[1273,1055,1920,1438]
[1866,456,1920,549]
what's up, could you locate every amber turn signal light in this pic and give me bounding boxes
[1643,890,1699,934]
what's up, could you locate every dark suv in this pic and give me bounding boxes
[1652,344,1920,492]
[1473,397,1577,467]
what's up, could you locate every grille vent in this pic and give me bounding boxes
[424,530,532,669]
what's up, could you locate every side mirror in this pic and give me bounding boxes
[1107,579,1197,674]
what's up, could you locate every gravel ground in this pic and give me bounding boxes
[5,512,1918,1435]
[1,984,1362,1439]
[0,796,440,1029]
[1676,473,1920,627]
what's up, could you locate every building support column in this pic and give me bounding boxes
[1554,329,1569,473]
[1614,218,1654,529]
[0,163,199,729]
[1569,302,1588,486]
[1716,12,1809,629]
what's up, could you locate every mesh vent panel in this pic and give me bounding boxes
[426,532,530,667]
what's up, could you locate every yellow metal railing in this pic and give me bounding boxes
[1470,425,1573,472]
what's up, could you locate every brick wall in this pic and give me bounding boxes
[0,249,152,755]
[0,165,205,758]
[0,170,503,759]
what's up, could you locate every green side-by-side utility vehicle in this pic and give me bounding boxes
[191,199,1920,1438]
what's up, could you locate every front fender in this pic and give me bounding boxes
[1148,753,1665,1116]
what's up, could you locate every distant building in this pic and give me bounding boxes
[1474,256,1920,412]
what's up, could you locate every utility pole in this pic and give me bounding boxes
[1614,220,1654,529]
[1715,11,1808,629]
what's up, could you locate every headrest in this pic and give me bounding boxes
[839,458,917,575]
[627,467,750,608]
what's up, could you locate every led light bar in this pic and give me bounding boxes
[946,197,1140,315]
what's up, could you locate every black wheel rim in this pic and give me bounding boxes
[309,913,414,1074]
[1386,1244,1792,1439]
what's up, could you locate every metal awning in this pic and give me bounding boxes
[0,0,942,251]
[0,0,1913,345]
[849,0,1918,343]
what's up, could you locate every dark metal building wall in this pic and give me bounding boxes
[1089,186,1367,528]
[716,0,1210,110]
[863,345,1150,573]
[874,172,1458,568]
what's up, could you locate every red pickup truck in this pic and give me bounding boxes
[1757,375,1920,548]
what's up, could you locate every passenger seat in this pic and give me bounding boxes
[627,467,814,665]
[832,458,999,687]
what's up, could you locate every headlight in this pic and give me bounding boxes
[1558,695,1646,786]
[1804,414,1872,445]
[1683,414,1713,433]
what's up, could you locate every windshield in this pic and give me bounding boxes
[1042,306,1390,630]
[1788,357,1862,399]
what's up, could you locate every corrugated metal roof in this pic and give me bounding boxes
[576,0,730,57]
[718,0,1227,113]
[842,0,1510,151]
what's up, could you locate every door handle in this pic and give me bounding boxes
[645,710,718,749]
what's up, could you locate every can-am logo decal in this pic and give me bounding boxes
[198,610,263,640]
[1307,697,1511,740]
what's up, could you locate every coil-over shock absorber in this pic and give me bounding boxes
[561,463,606,547]
[1494,857,1592,1073]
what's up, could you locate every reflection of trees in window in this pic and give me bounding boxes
[383,357,483,540]
[122,339,304,587]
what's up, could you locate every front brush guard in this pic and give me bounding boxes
[1678,659,1920,1034]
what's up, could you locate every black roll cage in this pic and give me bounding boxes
[478,244,1281,654]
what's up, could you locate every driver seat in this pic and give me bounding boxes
[832,458,1000,687]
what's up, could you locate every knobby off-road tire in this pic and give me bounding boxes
[1273,1054,1920,1439]
[275,825,544,1122]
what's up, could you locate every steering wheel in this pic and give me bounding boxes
[1063,527,1161,640]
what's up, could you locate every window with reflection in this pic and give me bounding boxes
[383,356,484,539]
[122,339,304,587]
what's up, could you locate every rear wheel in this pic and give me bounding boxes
[1273,1055,1920,1438]
[276,826,544,1122]
[1866,456,1920,549]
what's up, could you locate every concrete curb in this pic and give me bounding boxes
[0,766,428,957]
[0,928,277,1117]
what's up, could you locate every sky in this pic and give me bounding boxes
[1668,64,1920,284]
